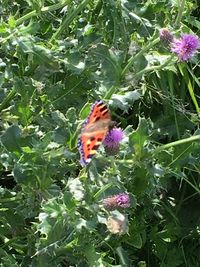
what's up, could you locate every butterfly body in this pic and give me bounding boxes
[78,100,112,166]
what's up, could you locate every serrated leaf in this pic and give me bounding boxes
[91,44,122,84]
[13,163,35,185]
[84,244,106,267]
[65,107,77,123]
[129,117,149,157]
[15,36,58,68]
[68,178,85,201]
[63,52,85,74]
[110,90,141,111]
[63,191,76,211]
[51,110,67,126]
[76,218,96,231]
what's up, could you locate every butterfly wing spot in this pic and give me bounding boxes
[97,101,104,107]
[95,116,100,121]
[87,154,94,159]
[91,144,100,151]
[99,105,108,113]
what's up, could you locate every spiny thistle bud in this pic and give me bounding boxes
[103,193,130,210]
[159,28,173,43]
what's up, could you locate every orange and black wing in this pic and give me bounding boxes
[78,100,111,166]
[84,100,111,124]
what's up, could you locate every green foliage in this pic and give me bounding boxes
[0,0,200,266]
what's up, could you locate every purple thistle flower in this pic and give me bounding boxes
[103,127,124,155]
[159,28,173,43]
[116,193,130,208]
[171,34,200,61]
[103,193,130,210]
[103,128,124,147]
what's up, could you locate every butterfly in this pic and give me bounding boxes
[78,100,114,166]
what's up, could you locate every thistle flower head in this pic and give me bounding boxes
[171,34,200,61]
[104,127,124,147]
[103,127,124,155]
[116,193,130,208]
[159,28,173,43]
[103,193,130,210]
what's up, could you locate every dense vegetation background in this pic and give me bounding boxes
[0,0,200,266]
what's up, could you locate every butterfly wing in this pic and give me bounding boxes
[78,100,111,166]
[84,100,111,124]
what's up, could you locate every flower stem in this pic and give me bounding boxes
[132,55,174,80]
[50,0,91,43]
[121,36,160,77]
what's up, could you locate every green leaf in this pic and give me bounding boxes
[13,162,35,185]
[79,102,91,120]
[130,233,143,249]
[8,15,16,28]
[68,178,85,201]
[129,117,149,157]
[1,125,22,154]
[51,110,67,127]
[116,246,131,266]
[110,90,141,111]
[63,52,85,74]
[84,244,106,267]
[91,44,122,85]
[63,191,76,211]
[38,199,66,236]
[132,166,148,196]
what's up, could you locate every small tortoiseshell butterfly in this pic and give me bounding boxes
[78,100,114,166]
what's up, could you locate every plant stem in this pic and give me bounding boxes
[175,0,186,27]
[178,64,200,116]
[132,55,174,80]
[0,1,71,45]
[50,0,91,42]
[0,88,16,112]
[104,85,118,100]
[90,0,103,24]
[121,36,160,77]
[154,134,200,154]
[168,71,180,139]
[115,134,200,165]
[15,0,71,26]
